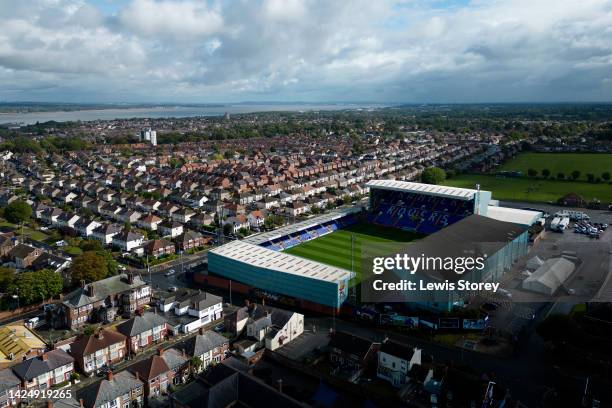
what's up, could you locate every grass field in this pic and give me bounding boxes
[499,153,612,181]
[283,222,421,284]
[445,174,612,203]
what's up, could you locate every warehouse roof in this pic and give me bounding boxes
[486,206,542,226]
[367,179,479,200]
[210,240,353,284]
[243,207,361,246]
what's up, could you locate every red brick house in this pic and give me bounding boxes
[116,312,170,354]
[70,329,127,376]
[128,349,175,398]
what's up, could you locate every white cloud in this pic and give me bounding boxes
[0,0,611,102]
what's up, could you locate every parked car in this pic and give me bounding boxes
[165,269,176,277]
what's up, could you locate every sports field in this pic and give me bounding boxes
[499,153,612,181]
[445,174,612,203]
[283,222,421,284]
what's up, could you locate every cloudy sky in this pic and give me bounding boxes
[1,0,612,103]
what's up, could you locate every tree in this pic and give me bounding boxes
[527,168,538,178]
[557,172,565,180]
[586,173,595,183]
[222,223,233,236]
[79,239,103,251]
[602,172,611,182]
[69,251,110,285]
[4,200,32,224]
[7,269,62,306]
[420,167,446,185]
[0,267,15,292]
[542,169,550,179]
[190,356,203,374]
[571,170,581,180]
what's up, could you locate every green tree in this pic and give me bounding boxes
[69,251,110,285]
[222,223,233,236]
[557,172,565,180]
[4,200,32,224]
[8,269,62,305]
[586,173,595,183]
[571,170,581,180]
[527,168,538,178]
[190,356,203,374]
[420,167,447,185]
[602,172,611,182]
[0,267,16,292]
[542,168,550,179]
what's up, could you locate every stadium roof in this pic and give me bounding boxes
[209,240,353,284]
[243,207,362,246]
[366,180,480,201]
[486,206,542,226]
[386,214,529,282]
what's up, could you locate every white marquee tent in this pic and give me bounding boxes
[522,258,575,295]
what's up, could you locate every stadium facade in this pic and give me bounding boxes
[206,180,541,312]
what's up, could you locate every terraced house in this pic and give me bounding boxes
[70,330,127,376]
[77,370,144,408]
[116,312,170,355]
[11,349,74,390]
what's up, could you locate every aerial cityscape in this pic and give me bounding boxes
[1,1,612,408]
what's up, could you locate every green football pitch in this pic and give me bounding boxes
[283,222,421,284]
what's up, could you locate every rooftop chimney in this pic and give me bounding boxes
[86,284,95,298]
[277,379,283,393]
[47,402,53,408]
[95,329,104,340]
[198,327,205,336]
[127,272,134,285]
[107,370,113,382]
[79,399,84,408]
[135,371,140,381]
[157,347,164,356]
[41,353,48,361]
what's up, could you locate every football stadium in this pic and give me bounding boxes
[207,180,542,313]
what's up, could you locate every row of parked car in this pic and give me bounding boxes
[573,221,608,238]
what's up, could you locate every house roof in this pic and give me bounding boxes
[0,368,20,392]
[185,331,228,357]
[12,349,74,381]
[329,331,375,358]
[161,348,189,371]
[116,312,168,337]
[63,273,147,308]
[129,354,170,381]
[379,339,416,361]
[70,330,127,357]
[78,370,143,408]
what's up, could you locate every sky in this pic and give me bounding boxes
[1,0,612,104]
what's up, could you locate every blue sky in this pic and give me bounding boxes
[1,0,612,103]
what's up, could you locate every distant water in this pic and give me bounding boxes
[0,103,384,125]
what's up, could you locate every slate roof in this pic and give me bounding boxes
[161,348,189,371]
[116,312,168,337]
[170,358,304,408]
[63,273,147,308]
[185,331,228,358]
[78,370,143,408]
[0,368,20,392]
[12,349,74,381]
